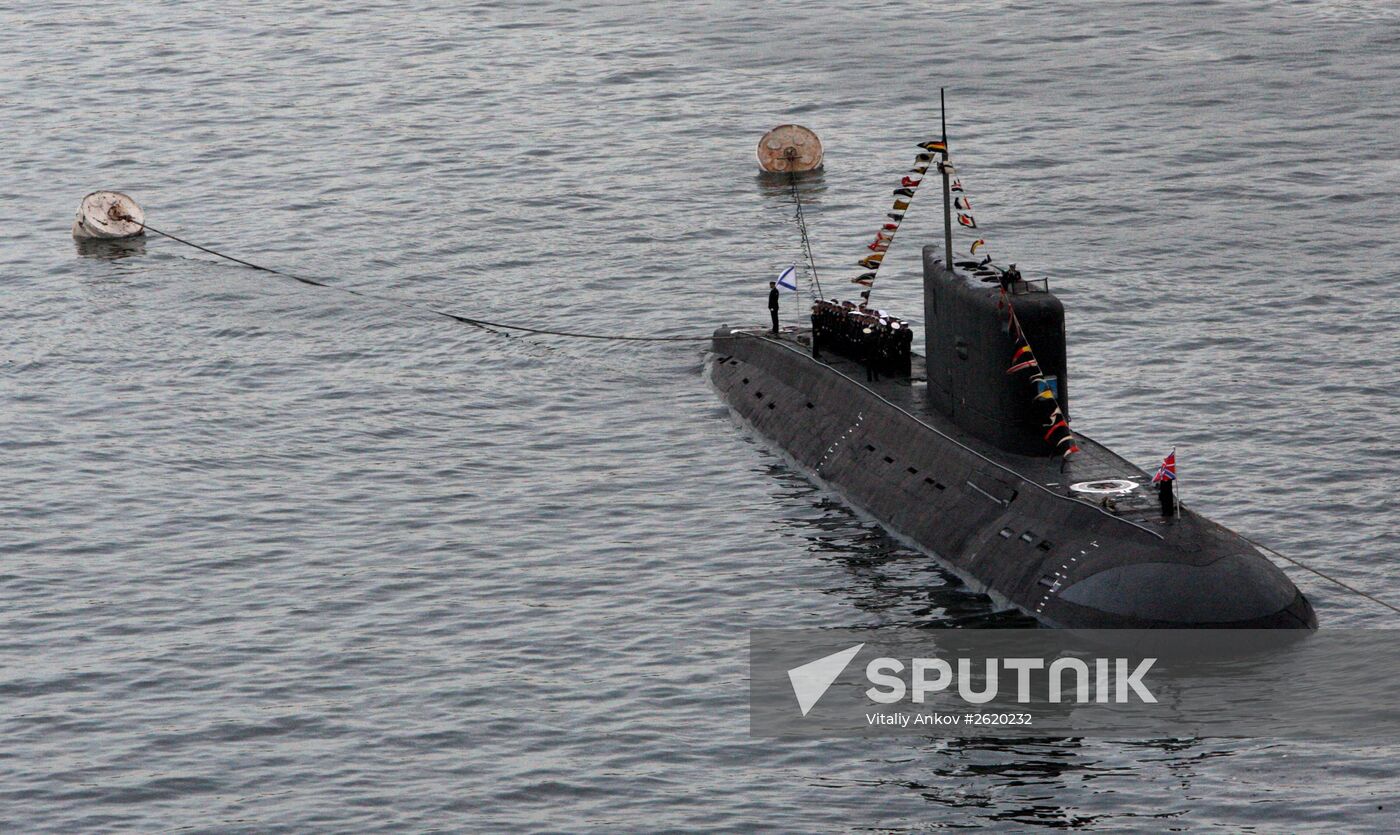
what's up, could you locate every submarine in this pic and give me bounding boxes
[710,134,1316,630]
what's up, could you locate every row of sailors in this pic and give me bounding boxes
[810,299,913,381]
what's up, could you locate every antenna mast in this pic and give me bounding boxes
[940,88,954,275]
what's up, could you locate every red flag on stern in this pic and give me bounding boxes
[1152,450,1177,483]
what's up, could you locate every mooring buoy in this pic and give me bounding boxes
[72,191,145,239]
[756,124,823,174]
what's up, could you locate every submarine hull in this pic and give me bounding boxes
[710,329,1315,629]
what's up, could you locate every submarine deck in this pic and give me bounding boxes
[737,326,1169,529]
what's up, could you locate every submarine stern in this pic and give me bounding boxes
[1040,522,1318,629]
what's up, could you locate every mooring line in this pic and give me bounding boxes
[1244,535,1400,617]
[788,172,824,301]
[431,310,717,342]
[131,221,332,287]
[125,217,725,344]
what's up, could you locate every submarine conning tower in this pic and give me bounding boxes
[922,245,1069,457]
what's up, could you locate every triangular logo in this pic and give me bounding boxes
[787,643,864,717]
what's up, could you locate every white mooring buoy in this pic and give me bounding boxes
[756,124,823,174]
[72,191,145,239]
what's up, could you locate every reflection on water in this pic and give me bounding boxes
[764,463,1038,628]
[870,735,1220,829]
[755,168,828,202]
[73,235,146,260]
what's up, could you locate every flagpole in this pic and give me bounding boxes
[940,88,954,276]
[1164,442,1176,515]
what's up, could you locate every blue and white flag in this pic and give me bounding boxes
[775,265,799,292]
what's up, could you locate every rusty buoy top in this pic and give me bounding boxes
[756,124,823,173]
[72,191,145,239]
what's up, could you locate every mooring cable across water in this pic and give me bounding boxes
[1244,535,1400,617]
[788,172,824,302]
[124,217,723,343]
[431,311,719,342]
[124,220,354,291]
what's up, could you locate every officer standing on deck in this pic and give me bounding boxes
[1159,477,1176,518]
[863,327,881,382]
[898,323,913,375]
[768,282,780,334]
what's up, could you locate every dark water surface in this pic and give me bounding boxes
[3,1,1398,831]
